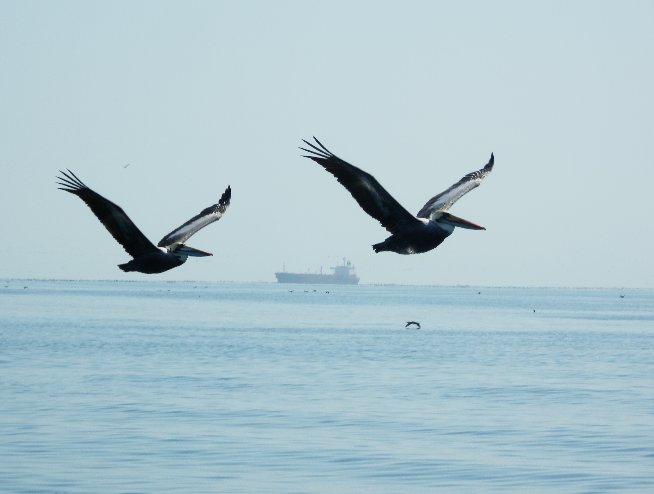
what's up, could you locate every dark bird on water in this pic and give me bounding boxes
[57,170,231,274]
[405,321,421,329]
[301,137,494,254]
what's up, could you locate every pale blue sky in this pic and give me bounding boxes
[1,1,652,286]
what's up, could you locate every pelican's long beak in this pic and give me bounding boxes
[439,212,486,230]
[177,245,213,257]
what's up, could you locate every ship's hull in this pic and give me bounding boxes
[275,272,359,285]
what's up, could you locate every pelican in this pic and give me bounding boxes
[57,170,231,274]
[301,137,494,254]
[405,321,421,329]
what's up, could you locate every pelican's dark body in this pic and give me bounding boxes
[118,250,184,274]
[372,220,452,254]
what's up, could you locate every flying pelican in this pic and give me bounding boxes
[57,170,231,274]
[301,137,494,254]
[405,321,421,329]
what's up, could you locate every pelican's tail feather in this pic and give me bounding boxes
[118,262,134,272]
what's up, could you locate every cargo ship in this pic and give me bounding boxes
[275,259,360,285]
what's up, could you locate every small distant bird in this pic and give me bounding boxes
[123,163,131,169]
[301,137,494,254]
[619,294,625,298]
[405,321,421,329]
[57,170,231,274]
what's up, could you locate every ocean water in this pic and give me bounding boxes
[1,281,653,493]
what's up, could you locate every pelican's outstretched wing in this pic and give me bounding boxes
[57,170,158,258]
[301,137,418,234]
[417,153,494,219]
[158,185,231,248]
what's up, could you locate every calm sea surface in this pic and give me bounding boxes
[1,281,653,493]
